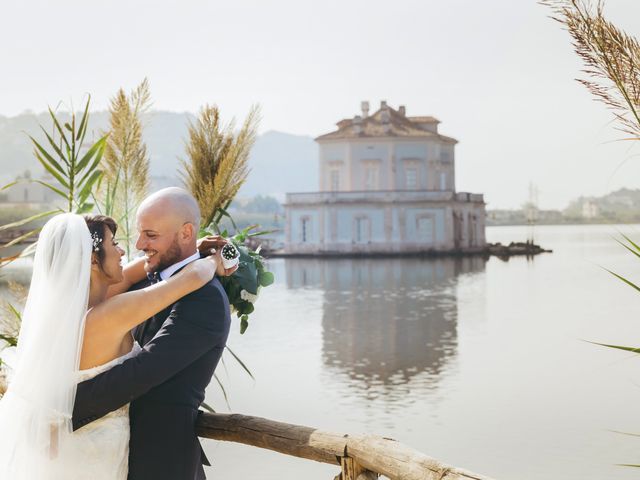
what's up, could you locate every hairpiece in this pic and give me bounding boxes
[91,231,103,252]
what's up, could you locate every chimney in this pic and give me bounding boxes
[380,100,388,110]
[361,101,369,118]
[398,105,406,117]
[353,115,362,134]
[380,109,391,134]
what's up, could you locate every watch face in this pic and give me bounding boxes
[222,243,239,260]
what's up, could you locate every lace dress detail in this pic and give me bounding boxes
[67,342,142,480]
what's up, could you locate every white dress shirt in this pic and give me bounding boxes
[159,251,201,281]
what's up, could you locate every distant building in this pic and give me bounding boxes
[284,101,486,254]
[4,172,59,205]
[581,199,599,219]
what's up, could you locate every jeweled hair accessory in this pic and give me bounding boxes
[91,231,103,252]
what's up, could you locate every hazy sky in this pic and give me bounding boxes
[2,0,640,209]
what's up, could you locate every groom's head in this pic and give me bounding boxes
[135,187,201,274]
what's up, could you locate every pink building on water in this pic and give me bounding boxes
[284,101,486,254]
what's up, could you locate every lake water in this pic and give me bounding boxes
[3,224,640,479]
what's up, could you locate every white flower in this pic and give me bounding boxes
[240,289,259,304]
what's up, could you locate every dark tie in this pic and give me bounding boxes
[146,271,160,284]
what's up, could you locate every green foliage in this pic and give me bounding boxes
[0,97,108,261]
[29,97,108,215]
[205,223,275,334]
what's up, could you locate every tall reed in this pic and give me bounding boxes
[97,79,151,259]
[180,104,259,232]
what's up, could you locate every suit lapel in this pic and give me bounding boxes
[133,256,204,345]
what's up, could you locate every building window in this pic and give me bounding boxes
[439,172,447,190]
[330,169,340,191]
[354,217,370,243]
[405,168,418,189]
[301,217,311,243]
[417,216,434,243]
[365,166,379,190]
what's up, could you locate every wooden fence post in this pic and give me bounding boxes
[335,455,378,480]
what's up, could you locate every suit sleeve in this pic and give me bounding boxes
[72,284,229,431]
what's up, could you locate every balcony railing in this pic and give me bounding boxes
[285,190,484,205]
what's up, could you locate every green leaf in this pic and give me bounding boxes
[37,127,68,167]
[33,151,70,189]
[217,207,238,230]
[615,238,640,260]
[240,314,249,334]
[76,96,91,142]
[0,334,17,347]
[1,180,18,191]
[247,229,279,237]
[603,268,640,294]
[77,170,103,206]
[258,271,274,287]
[34,180,68,201]
[0,209,58,232]
[1,227,41,248]
[76,202,94,214]
[75,135,108,175]
[225,346,254,380]
[200,402,216,414]
[48,106,71,153]
[7,303,21,321]
[588,341,640,354]
[213,373,231,410]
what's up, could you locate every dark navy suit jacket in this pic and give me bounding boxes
[72,273,231,480]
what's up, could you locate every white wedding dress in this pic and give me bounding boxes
[64,342,142,480]
[0,214,143,479]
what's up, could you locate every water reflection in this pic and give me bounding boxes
[285,257,486,404]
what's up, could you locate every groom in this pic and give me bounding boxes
[73,187,234,480]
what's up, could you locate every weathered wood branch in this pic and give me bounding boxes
[196,413,496,480]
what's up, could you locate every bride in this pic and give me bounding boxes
[0,212,224,479]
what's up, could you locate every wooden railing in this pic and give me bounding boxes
[196,413,496,480]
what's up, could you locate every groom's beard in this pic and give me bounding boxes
[148,234,182,274]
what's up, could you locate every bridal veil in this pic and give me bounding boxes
[0,213,91,478]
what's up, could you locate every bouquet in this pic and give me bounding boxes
[200,225,274,334]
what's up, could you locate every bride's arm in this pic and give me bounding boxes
[105,256,148,299]
[104,235,230,299]
[85,255,219,340]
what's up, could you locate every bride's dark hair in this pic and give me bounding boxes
[84,214,118,269]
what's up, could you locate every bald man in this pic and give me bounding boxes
[73,188,234,480]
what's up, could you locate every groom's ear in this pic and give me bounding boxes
[179,222,196,242]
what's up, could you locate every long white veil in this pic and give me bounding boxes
[0,213,92,478]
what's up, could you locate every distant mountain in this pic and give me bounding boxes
[488,188,640,225]
[0,111,318,198]
[239,130,318,199]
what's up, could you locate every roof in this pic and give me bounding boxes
[315,104,457,143]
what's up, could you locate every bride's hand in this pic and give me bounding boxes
[182,255,219,286]
[197,235,227,255]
